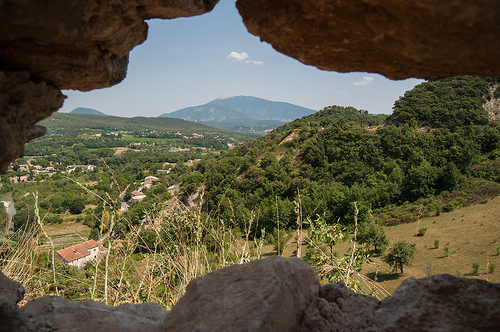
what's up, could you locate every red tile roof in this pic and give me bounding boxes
[56,240,99,263]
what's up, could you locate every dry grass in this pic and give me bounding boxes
[43,222,91,249]
[357,196,500,297]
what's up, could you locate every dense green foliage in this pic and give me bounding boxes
[357,222,390,254]
[0,202,7,233]
[390,76,500,129]
[200,77,500,235]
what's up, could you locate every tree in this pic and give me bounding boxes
[69,196,86,215]
[383,241,416,273]
[357,222,390,254]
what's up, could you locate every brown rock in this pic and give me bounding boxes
[162,256,320,332]
[20,296,168,332]
[375,274,500,332]
[0,0,219,91]
[236,0,500,80]
[0,270,29,332]
[299,282,380,332]
[0,71,64,173]
[0,269,25,306]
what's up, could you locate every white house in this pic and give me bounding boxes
[130,190,146,202]
[56,240,105,268]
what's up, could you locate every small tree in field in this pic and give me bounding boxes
[357,222,390,254]
[384,241,416,273]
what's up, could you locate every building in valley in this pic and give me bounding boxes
[56,240,105,268]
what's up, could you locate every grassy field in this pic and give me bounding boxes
[34,195,500,301]
[301,196,500,297]
[43,221,91,250]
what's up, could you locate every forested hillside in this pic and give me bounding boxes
[198,76,500,233]
[389,76,500,129]
[41,113,255,138]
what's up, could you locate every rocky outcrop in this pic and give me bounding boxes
[0,71,65,173]
[1,257,500,331]
[0,270,29,332]
[236,0,500,80]
[299,282,380,331]
[163,256,319,331]
[374,274,500,331]
[0,0,219,91]
[20,297,167,332]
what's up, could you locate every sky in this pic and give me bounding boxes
[59,0,424,117]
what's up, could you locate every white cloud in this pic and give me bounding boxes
[353,76,374,86]
[338,91,348,94]
[246,60,264,65]
[227,51,264,65]
[227,51,249,62]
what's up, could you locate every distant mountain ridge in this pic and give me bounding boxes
[159,96,316,134]
[70,107,106,116]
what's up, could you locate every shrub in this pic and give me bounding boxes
[434,239,440,249]
[472,261,481,275]
[442,201,458,212]
[383,241,416,274]
[489,263,497,274]
[444,246,450,257]
[268,228,288,256]
[357,222,390,254]
[418,227,427,237]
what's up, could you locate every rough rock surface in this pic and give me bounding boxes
[20,296,168,332]
[375,274,500,332]
[0,71,65,173]
[236,0,500,80]
[1,260,500,331]
[162,256,320,331]
[0,0,219,91]
[0,271,29,332]
[0,266,25,305]
[299,282,380,331]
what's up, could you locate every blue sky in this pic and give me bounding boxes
[59,0,424,117]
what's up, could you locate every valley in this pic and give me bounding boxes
[1,75,500,307]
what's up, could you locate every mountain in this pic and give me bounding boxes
[70,107,107,116]
[159,96,316,134]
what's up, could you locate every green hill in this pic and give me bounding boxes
[197,77,500,233]
[389,76,500,129]
[40,112,257,140]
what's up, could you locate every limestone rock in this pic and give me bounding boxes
[162,256,320,332]
[2,260,500,331]
[0,71,64,173]
[0,270,29,332]
[0,269,25,306]
[375,274,500,332]
[299,282,380,332]
[20,296,168,332]
[0,0,219,91]
[236,0,500,80]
